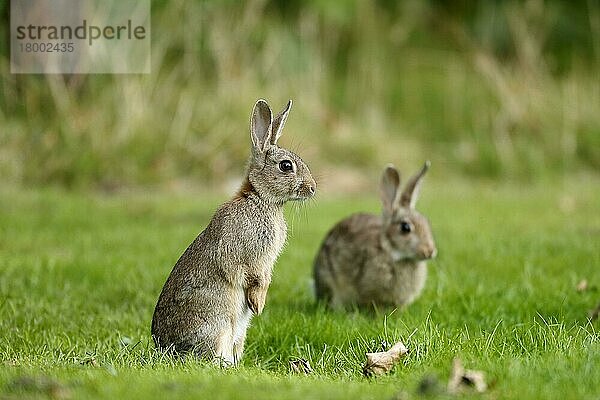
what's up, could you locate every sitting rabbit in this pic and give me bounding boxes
[313,162,436,309]
[152,99,316,364]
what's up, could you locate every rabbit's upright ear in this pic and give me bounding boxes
[400,161,430,209]
[380,165,401,221]
[271,100,292,145]
[251,99,273,153]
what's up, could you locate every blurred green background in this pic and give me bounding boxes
[1,0,599,190]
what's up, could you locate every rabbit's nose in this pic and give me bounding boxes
[419,245,437,259]
[430,247,438,259]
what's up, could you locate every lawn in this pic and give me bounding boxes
[1,177,599,399]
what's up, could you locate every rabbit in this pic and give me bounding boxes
[313,162,436,309]
[151,99,316,365]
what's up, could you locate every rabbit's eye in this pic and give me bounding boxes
[279,160,294,172]
[400,221,412,234]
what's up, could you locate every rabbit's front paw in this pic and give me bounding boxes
[246,286,267,315]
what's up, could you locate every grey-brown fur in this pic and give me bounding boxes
[313,162,436,309]
[152,99,316,364]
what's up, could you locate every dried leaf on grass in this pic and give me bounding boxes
[289,358,313,374]
[80,357,98,367]
[576,279,589,292]
[447,358,488,394]
[576,279,598,293]
[363,341,409,377]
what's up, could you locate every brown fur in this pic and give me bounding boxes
[313,163,436,309]
[151,99,316,364]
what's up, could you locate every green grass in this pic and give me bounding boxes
[1,177,599,399]
[1,1,599,186]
